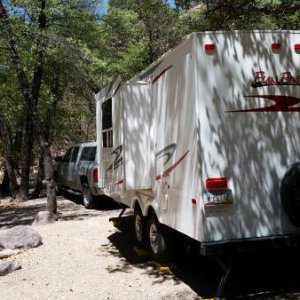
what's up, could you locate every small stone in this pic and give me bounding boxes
[0,261,21,276]
[0,249,21,259]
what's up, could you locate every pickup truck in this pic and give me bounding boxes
[54,142,102,208]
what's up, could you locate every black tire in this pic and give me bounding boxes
[281,162,300,227]
[82,183,94,209]
[147,213,172,262]
[133,205,147,247]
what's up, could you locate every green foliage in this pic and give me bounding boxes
[0,0,104,161]
[1,0,300,166]
[175,0,300,31]
[97,7,149,81]
[107,0,184,67]
[0,47,24,131]
[138,0,182,61]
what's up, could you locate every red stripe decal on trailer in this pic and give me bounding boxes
[152,65,173,84]
[115,179,124,185]
[227,95,300,112]
[156,150,190,181]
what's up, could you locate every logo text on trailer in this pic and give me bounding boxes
[251,71,300,88]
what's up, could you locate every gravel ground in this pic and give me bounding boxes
[1,196,300,300]
[0,196,200,300]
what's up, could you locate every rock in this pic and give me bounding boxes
[0,261,21,276]
[32,211,57,226]
[0,226,42,250]
[0,249,21,259]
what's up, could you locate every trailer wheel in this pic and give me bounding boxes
[281,163,300,227]
[133,206,147,247]
[147,214,172,262]
[82,183,94,209]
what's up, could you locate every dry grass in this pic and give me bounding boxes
[0,197,19,210]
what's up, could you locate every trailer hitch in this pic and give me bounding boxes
[108,203,126,225]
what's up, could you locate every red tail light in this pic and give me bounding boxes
[205,44,215,51]
[271,43,281,50]
[93,168,98,183]
[206,177,227,189]
[295,44,300,50]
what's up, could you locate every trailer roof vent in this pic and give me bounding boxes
[204,44,215,51]
[271,42,281,50]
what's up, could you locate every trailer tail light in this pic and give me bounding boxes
[206,177,227,189]
[295,44,300,51]
[204,44,215,51]
[271,43,281,50]
[203,177,233,207]
[93,168,98,183]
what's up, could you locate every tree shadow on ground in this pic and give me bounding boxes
[0,194,121,228]
[0,201,45,229]
[58,193,121,222]
[104,216,300,300]
[101,215,182,286]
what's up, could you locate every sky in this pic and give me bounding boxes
[168,0,176,7]
[3,0,175,14]
[98,0,176,15]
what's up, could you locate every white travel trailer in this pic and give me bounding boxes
[96,31,300,261]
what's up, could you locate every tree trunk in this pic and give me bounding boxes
[20,0,46,200]
[0,0,57,211]
[42,140,57,214]
[12,127,23,176]
[19,112,33,200]
[0,112,20,198]
[1,169,10,195]
[5,161,20,199]
[31,150,44,199]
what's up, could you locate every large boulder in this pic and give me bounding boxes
[32,211,57,226]
[0,226,42,250]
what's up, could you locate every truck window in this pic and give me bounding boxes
[80,146,96,161]
[102,98,113,148]
[71,146,80,162]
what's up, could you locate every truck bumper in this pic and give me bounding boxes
[200,234,300,256]
[90,187,105,197]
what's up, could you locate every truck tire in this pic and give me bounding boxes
[147,213,172,262]
[82,183,94,209]
[133,205,147,247]
[281,162,300,227]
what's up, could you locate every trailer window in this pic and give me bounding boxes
[102,98,113,148]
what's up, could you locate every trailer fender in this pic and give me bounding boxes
[132,199,158,218]
[131,197,148,216]
[145,202,160,219]
[131,198,142,213]
[281,162,300,227]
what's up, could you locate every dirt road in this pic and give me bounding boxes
[0,196,300,300]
